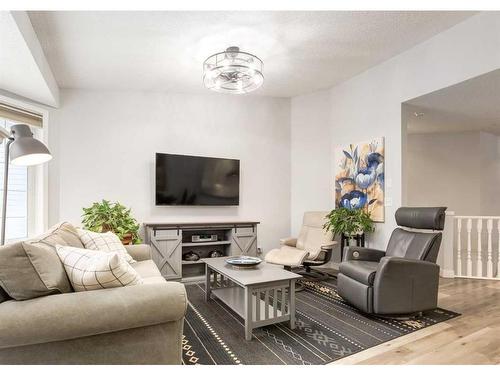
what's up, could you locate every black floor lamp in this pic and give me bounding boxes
[0,124,52,245]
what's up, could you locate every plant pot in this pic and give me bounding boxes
[121,233,133,245]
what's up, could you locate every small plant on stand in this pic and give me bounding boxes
[323,207,375,241]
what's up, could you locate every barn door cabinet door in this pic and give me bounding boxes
[149,228,182,280]
[230,225,257,256]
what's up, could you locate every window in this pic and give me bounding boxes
[0,100,46,243]
[0,117,29,242]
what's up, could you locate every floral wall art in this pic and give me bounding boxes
[334,137,385,222]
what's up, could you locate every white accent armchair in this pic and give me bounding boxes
[265,212,337,280]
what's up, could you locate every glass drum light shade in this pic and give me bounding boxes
[9,124,52,166]
[203,47,264,94]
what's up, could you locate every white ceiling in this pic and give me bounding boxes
[0,11,59,106]
[28,11,474,98]
[406,69,500,135]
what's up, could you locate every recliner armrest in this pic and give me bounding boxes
[373,257,440,314]
[375,256,440,278]
[343,246,385,262]
[280,237,297,247]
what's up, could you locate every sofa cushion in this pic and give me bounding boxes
[339,260,379,285]
[21,241,73,294]
[0,286,10,303]
[0,241,60,300]
[78,229,135,264]
[0,222,83,300]
[35,222,85,249]
[56,245,143,292]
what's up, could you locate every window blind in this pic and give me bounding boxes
[0,103,43,128]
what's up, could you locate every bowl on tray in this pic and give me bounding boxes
[225,256,262,268]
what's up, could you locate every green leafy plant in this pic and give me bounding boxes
[323,207,375,239]
[82,200,141,244]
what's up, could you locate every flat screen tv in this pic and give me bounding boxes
[155,153,240,206]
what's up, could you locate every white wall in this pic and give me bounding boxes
[479,131,500,216]
[48,89,291,252]
[291,12,500,250]
[290,89,332,235]
[406,132,481,215]
[407,130,500,218]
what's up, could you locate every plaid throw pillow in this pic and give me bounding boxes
[55,245,142,292]
[77,229,135,264]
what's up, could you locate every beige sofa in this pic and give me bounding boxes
[0,243,187,365]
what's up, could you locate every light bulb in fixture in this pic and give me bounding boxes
[203,46,264,94]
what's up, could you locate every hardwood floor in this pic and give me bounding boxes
[332,277,500,364]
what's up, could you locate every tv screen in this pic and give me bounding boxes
[155,153,240,206]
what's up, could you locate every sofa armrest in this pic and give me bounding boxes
[125,244,152,261]
[343,246,385,262]
[280,237,297,247]
[0,282,187,349]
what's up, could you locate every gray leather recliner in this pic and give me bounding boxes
[337,207,447,316]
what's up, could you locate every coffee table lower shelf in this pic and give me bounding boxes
[211,286,291,325]
[205,261,299,340]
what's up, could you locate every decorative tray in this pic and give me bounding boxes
[225,256,262,268]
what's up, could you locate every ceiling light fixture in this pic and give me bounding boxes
[203,46,263,94]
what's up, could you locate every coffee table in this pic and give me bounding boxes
[203,257,302,340]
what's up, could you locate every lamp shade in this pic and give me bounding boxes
[9,124,52,166]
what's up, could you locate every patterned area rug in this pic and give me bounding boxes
[182,280,459,365]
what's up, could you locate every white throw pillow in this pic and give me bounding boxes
[77,229,136,264]
[55,245,143,292]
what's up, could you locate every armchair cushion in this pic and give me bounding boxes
[265,246,308,267]
[279,237,297,247]
[320,241,337,250]
[339,260,379,285]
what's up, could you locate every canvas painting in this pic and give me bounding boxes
[335,137,385,222]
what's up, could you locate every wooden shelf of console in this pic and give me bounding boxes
[143,220,260,282]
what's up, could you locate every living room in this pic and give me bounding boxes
[0,0,499,370]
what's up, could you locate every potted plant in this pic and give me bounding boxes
[323,207,375,241]
[82,200,141,245]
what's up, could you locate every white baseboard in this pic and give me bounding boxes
[440,269,455,278]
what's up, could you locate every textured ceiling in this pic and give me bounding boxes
[29,11,474,97]
[406,69,500,135]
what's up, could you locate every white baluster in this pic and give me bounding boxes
[456,218,462,277]
[497,220,500,279]
[476,219,483,277]
[467,218,473,277]
[487,219,493,278]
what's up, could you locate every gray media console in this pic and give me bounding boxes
[143,221,259,282]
